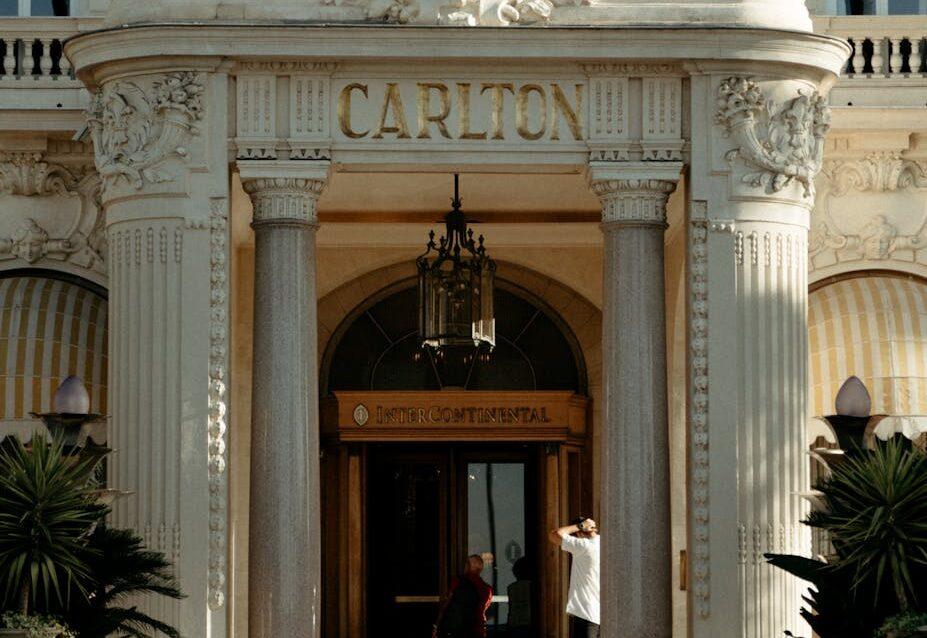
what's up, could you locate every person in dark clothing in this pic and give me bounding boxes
[433,554,493,638]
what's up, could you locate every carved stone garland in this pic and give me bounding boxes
[88,71,204,192]
[689,218,710,617]
[207,197,229,611]
[715,77,830,199]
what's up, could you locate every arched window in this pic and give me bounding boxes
[324,283,586,395]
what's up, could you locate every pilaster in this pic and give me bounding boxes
[687,68,831,638]
[88,63,231,638]
[238,160,330,638]
[589,161,681,638]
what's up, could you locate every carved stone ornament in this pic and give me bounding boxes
[0,152,106,276]
[0,152,86,196]
[820,152,927,197]
[715,77,830,199]
[810,214,925,261]
[88,71,204,192]
[811,152,927,270]
[365,0,553,25]
[207,197,229,611]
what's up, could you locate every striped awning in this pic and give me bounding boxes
[0,276,108,423]
[809,275,927,418]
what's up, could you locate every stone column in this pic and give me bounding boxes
[590,162,682,638]
[686,71,833,638]
[238,161,329,638]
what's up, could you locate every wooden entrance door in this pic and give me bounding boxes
[366,446,537,638]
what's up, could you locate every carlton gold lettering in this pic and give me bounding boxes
[417,83,452,139]
[338,83,369,139]
[456,83,487,140]
[551,83,584,141]
[480,83,515,140]
[373,82,411,139]
[516,84,547,141]
[337,81,586,142]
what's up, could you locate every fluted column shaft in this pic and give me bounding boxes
[591,166,680,638]
[240,164,328,638]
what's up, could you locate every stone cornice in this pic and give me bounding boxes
[64,24,849,81]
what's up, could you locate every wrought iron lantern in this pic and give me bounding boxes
[417,174,496,354]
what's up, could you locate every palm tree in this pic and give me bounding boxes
[61,526,183,638]
[767,438,927,637]
[0,435,105,615]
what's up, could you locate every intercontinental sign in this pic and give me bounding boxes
[324,390,590,442]
[334,79,586,143]
[372,405,554,425]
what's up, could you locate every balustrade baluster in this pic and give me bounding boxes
[58,41,71,78]
[870,36,886,77]
[890,37,904,76]
[849,37,864,76]
[39,38,53,77]
[2,37,15,78]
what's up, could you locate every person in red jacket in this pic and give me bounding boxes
[433,554,493,638]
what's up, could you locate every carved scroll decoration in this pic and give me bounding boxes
[88,72,204,192]
[715,77,830,199]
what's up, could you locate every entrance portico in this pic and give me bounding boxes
[63,15,849,638]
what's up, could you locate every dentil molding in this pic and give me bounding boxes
[88,71,204,193]
[715,77,830,200]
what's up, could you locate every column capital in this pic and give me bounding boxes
[238,160,330,227]
[588,161,683,226]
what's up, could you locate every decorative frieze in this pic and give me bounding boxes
[290,75,332,160]
[642,77,683,161]
[88,71,204,192]
[820,151,927,196]
[236,74,277,159]
[715,77,830,199]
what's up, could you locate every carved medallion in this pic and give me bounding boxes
[353,404,370,426]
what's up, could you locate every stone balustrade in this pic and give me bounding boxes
[814,15,927,79]
[0,17,101,85]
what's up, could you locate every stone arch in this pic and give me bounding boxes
[317,258,604,508]
[0,269,108,438]
[809,269,927,419]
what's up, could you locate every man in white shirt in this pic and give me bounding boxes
[548,517,600,638]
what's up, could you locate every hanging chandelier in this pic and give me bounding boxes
[417,174,496,355]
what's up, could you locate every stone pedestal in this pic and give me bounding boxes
[239,161,329,638]
[590,162,681,638]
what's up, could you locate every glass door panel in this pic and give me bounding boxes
[465,461,532,636]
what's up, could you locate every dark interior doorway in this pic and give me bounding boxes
[366,445,539,638]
